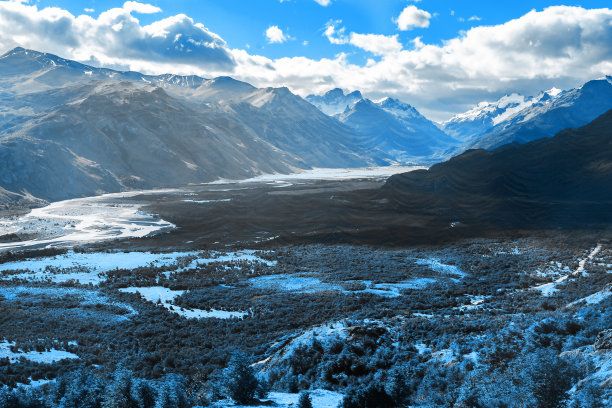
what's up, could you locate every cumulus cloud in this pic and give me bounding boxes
[122,1,161,14]
[349,33,402,56]
[1,3,611,121]
[240,6,612,120]
[266,25,287,43]
[323,21,402,56]
[324,20,348,44]
[313,0,331,6]
[395,5,431,30]
[0,1,235,71]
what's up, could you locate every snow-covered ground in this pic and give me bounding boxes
[216,389,344,408]
[0,250,275,285]
[0,286,137,318]
[415,258,467,278]
[0,340,79,364]
[119,286,247,320]
[0,190,177,252]
[568,284,612,307]
[249,274,343,293]
[212,165,425,184]
[249,274,436,297]
[534,244,603,296]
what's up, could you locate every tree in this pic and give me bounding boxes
[297,391,313,408]
[223,352,259,404]
[132,379,157,408]
[102,369,138,408]
[155,374,189,408]
[527,350,579,408]
[58,370,105,408]
[341,384,395,408]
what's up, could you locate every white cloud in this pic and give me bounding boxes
[0,1,235,70]
[265,25,287,44]
[324,20,348,44]
[122,1,161,14]
[349,33,402,56]
[313,0,331,6]
[84,8,95,13]
[468,16,482,21]
[324,21,402,56]
[395,5,431,31]
[1,4,612,121]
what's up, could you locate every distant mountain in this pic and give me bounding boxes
[444,77,612,150]
[307,89,459,162]
[306,88,363,117]
[0,47,387,205]
[442,89,563,142]
[385,109,612,227]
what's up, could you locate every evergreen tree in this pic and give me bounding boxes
[223,352,259,404]
[102,369,138,408]
[58,370,105,408]
[297,391,313,408]
[132,379,157,408]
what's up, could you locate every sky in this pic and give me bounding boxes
[0,0,611,121]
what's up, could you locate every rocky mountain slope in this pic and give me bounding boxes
[444,77,612,150]
[0,48,387,205]
[385,109,612,228]
[307,89,459,162]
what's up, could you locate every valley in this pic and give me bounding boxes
[0,165,610,407]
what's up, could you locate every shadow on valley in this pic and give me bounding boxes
[125,110,612,251]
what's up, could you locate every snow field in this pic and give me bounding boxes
[119,286,247,320]
[0,340,79,364]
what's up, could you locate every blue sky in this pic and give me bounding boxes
[1,1,612,120]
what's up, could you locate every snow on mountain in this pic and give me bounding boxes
[468,77,612,150]
[0,47,388,205]
[306,88,363,117]
[442,88,564,142]
[307,89,459,162]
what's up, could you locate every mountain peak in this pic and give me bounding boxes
[323,88,345,98]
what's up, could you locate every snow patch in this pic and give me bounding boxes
[0,341,79,364]
[534,244,602,296]
[119,286,247,320]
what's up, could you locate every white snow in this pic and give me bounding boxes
[0,189,177,252]
[249,274,342,293]
[0,340,79,364]
[415,258,466,278]
[0,286,137,317]
[352,279,437,298]
[212,165,426,184]
[220,389,344,408]
[182,199,231,204]
[534,244,602,296]
[119,286,247,319]
[567,284,612,307]
[249,275,435,296]
[0,250,275,285]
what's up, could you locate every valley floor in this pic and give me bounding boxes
[0,171,610,407]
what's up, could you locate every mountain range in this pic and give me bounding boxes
[0,48,387,204]
[1,46,612,208]
[385,108,612,228]
[442,76,612,150]
[307,89,458,162]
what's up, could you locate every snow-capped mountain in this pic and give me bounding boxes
[386,108,612,227]
[339,98,459,161]
[445,76,612,150]
[305,88,363,117]
[307,89,459,162]
[442,89,564,142]
[0,47,388,205]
